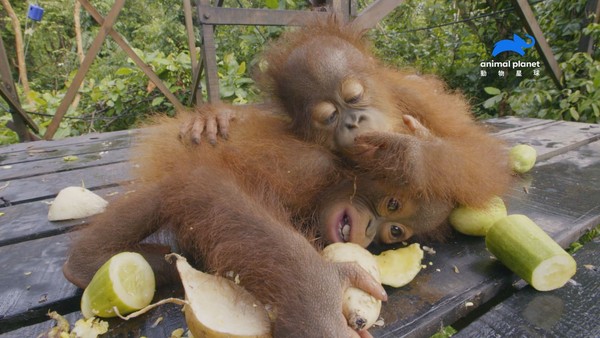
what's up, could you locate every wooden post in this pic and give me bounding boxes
[77,0,185,112]
[197,0,220,103]
[183,0,203,106]
[0,35,38,141]
[44,0,126,139]
[354,0,405,31]
[512,0,563,88]
[578,0,600,55]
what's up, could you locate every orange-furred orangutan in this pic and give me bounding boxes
[254,19,512,208]
[65,105,457,337]
[184,20,511,245]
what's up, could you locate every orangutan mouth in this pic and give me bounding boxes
[340,214,351,242]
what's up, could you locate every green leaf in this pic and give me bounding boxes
[115,68,134,76]
[151,97,165,106]
[237,61,247,75]
[569,107,580,120]
[484,87,501,95]
[265,0,278,9]
[483,94,503,109]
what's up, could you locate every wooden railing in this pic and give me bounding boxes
[0,0,573,142]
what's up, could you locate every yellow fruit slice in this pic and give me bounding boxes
[449,196,507,236]
[374,243,424,288]
[81,252,155,318]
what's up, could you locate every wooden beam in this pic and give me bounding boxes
[77,0,185,113]
[199,24,220,103]
[196,6,331,26]
[44,0,125,140]
[183,0,203,106]
[578,0,600,55]
[354,0,405,31]
[512,0,563,88]
[0,35,39,139]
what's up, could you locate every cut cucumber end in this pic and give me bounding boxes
[109,252,156,309]
[81,252,155,318]
[531,254,577,291]
[486,215,577,292]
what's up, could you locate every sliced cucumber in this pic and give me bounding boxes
[81,252,155,318]
[450,196,507,236]
[486,215,576,291]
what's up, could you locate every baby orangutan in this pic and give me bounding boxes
[188,20,512,208]
[65,105,457,337]
[256,19,512,208]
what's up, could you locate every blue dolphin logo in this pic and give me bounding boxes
[492,34,535,57]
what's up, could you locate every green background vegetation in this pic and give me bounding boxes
[1,0,598,144]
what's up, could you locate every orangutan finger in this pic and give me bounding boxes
[216,114,230,140]
[191,117,205,145]
[358,328,374,338]
[338,262,387,301]
[179,119,193,141]
[205,117,218,145]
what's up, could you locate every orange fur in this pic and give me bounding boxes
[63,107,380,336]
[257,19,512,207]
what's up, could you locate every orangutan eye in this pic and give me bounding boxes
[390,224,405,239]
[346,93,363,105]
[387,198,400,212]
[341,78,364,104]
[325,110,339,125]
[312,102,338,126]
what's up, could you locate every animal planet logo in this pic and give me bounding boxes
[480,33,541,77]
[492,34,535,57]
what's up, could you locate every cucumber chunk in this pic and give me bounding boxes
[81,252,155,318]
[486,215,576,291]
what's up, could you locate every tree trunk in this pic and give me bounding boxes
[0,0,31,98]
[71,0,85,112]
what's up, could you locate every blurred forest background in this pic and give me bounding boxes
[1,0,599,144]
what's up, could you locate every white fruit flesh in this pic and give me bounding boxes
[172,254,271,338]
[48,186,108,221]
[321,242,381,331]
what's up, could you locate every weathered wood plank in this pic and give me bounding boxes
[0,131,134,166]
[0,185,132,247]
[455,238,600,338]
[0,161,134,205]
[0,290,187,337]
[0,234,79,332]
[0,147,130,182]
[483,116,556,134]
[507,140,600,246]
[370,141,600,337]
[0,119,598,338]
[495,120,600,161]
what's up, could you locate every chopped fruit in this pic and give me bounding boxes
[486,214,576,291]
[81,252,155,318]
[322,243,382,331]
[374,243,424,288]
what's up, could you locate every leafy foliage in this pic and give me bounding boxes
[1,0,598,144]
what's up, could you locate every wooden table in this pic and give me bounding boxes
[1,117,599,337]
